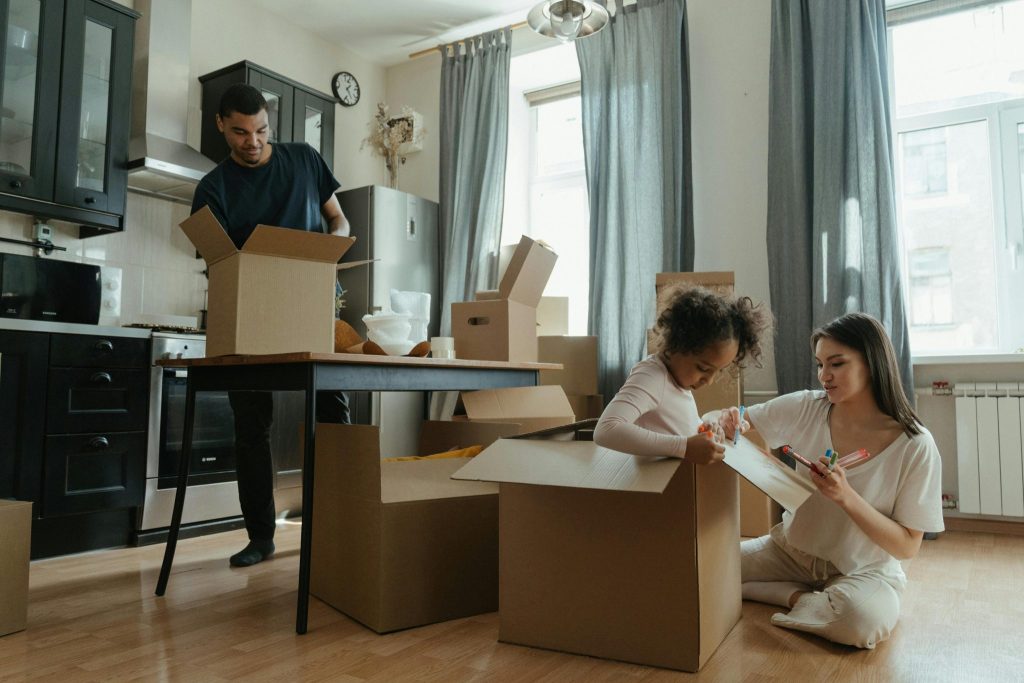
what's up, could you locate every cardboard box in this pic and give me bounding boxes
[180,207,370,357]
[451,236,557,362]
[0,499,31,637]
[538,335,598,396]
[454,426,741,672]
[536,296,569,336]
[739,429,782,537]
[310,420,517,633]
[457,385,575,433]
[566,393,604,420]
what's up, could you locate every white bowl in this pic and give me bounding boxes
[376,339,415,356]
[362,313,411,341]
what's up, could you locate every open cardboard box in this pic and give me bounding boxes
[181,207,372,357]
[0,499,31,637]
[454,385,575,433]
[451,235,557,362]
[310,420,517,634]
[453,423,741,672]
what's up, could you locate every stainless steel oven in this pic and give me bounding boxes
[140,332,242,531]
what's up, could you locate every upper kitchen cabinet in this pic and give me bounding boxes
[0,0,137,236]
[199,61,336,171]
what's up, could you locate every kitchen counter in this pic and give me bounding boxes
[0,318,151,338]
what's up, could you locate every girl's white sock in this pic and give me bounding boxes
[742,581,809,608]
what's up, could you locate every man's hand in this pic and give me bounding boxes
[685,432,725,465]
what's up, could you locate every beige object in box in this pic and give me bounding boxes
[457,385,575,433]
[180,207,371,357]
[538,335,598,396]
[453,425,741,672]
[310,420,517,634]
[451,236,557,362]
[0,499,31,637]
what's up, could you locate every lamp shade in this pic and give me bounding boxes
[527,0,610,42]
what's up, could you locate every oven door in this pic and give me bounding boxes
[157,369,236,488]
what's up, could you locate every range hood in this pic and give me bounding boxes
[126,0,214,203]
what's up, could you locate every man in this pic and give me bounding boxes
[191,83,350,567]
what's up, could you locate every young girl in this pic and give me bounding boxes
[722,312,943,649]
[594,285,771,464]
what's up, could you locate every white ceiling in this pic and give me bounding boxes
[247,0,540,66]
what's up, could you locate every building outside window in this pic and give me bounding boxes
[890,0,1024,354]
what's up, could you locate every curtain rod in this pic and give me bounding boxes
[407,21,527,60]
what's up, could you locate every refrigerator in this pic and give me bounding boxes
[336,185,440,457]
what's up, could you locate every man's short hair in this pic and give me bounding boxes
[218,83,268,118]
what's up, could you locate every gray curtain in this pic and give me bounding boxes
[767,0,915,402]
[438,28,512,335]
[577,0,693,401]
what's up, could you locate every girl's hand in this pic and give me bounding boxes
[810,457,854,508]
[717,407,749,442]
[686,432,725,465]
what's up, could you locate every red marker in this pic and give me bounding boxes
[838,448,870,468]
[781,445,826,475]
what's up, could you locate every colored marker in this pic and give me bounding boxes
[838,448,870,468]
[734,406,745,445]
[781,445,821,474]
[828,448,838,471]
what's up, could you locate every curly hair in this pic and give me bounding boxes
[652,285,772,372]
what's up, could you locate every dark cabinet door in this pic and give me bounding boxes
[0,330,47,510]
[42,430,145,515]
[45,366,148,434]
[49,332,147,368]
[53,0,133,215]
[249,69,293,146]
[293,89,334,171]
[0,0,63,201]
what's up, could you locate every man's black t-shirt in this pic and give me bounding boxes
[190,142,340,247]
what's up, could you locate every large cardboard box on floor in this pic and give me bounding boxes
[455,385,575,433]
[538,335,598,396]
[310,419,518,634]
[451,235,557,362]
[181,206,370,357]
[0,499,31,637]
[453,425,741,672]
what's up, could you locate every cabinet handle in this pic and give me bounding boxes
[94,339,114,353]
[9,179,22,189]
[90,371,112,384]
[84,196,96,204]
[89,436,110,450]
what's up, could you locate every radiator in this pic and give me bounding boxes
[954,383,1024,516]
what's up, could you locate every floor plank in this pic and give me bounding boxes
[1,524,1021,681]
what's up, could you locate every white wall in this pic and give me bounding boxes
[384,53,442,201]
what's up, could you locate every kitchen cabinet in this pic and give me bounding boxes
[199,61,336,171]
[0,326,149,558]
[0,0,136,236]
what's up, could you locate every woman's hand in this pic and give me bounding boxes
[810,456,856,508]
[717,406,749,442]
[685,431,725,465]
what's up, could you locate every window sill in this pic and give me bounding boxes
[912,353,1024,366]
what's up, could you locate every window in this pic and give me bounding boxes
[890,0,1024,354]
[502,44,589,335]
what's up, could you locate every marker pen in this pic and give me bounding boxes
[734,406,745,445]
[781,445,823,474]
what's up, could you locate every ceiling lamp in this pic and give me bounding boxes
[527,0,610,42]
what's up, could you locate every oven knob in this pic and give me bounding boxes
[176,352,184,359]
[161,352,171,360]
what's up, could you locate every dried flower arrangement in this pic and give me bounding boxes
[362,102,423,188]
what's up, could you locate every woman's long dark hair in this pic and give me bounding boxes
[811,313,922,436]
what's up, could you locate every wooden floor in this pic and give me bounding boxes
[1,525,1022,682]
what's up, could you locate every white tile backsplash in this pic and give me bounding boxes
[0,192,207,325]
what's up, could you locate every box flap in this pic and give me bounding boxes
[179,206,237,265]
[452,439,681,493]
[418,420,520,456]
[337,258,378,271]
[462,385,573,422]
[510,418,599,440]
[381,459,497,503]
[497,236,558,307]
[242,225,355,263]
[475,289,501,300]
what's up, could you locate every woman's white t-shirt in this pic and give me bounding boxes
[746,390,945,576]
[593,354,698,458]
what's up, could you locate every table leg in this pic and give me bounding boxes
[296,367,318,634]
[155,375,197,595]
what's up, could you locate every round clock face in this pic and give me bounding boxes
[332,71,360,107]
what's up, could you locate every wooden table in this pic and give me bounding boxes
[153,352,558,634]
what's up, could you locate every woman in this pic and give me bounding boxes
[722,313,943,649]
